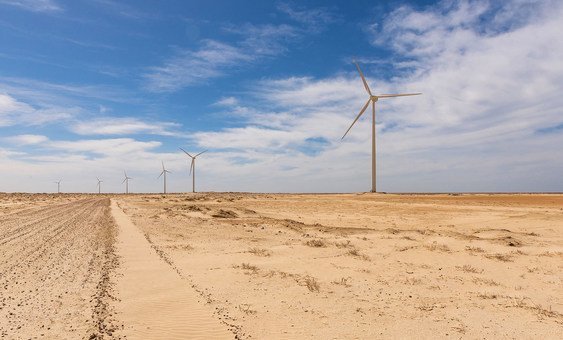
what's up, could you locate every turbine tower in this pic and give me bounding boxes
[96,177,103,194]
[54,179,62,194]
[342,62,421,192]
[179,148,207,193]
[122,171,132,194]
[158,161,171,194]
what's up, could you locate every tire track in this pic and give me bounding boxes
[0,197,121,339]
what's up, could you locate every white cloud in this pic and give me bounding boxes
[144,40,253,92]
[6,134,48,145]
[70,117,180,136]
[214,96,239,107]
[0,93,75,127]
[0,0,61,12]
[277,2,336,32]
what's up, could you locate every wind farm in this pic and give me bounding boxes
[1,1,562,339]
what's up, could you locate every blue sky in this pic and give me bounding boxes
[0,0,562,193]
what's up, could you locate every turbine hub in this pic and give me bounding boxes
[370,95,379,102]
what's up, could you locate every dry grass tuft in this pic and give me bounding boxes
[347,248,371,261]
[305,239,327,248]
[456,265,483,274]
[238,304,257,315]
[331,277,351,287]
[235,263,259,274]
[396,245,417,252]
[211,209,238,218]
[248,247,272,257]
[401,235,417,241]
[298,275,320,292]
[538,251,563,257]
[477,292,499,299]
[485,253,514,262]
[334,240,353,248]
[465,246,485,253]
[473,277,500,286]
[425,243,451,252]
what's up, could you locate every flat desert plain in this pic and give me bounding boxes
[1,193,562,339]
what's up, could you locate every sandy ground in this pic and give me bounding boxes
[118,193,563,339]
[1,193,562,339]
[0,195,119,339]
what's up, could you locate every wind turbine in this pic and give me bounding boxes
[342,62,421,193]
[179,148,207,193]
[158,161,171,194]
[122,171,132,194]
[96,177,103,194]
[54,179,62,194]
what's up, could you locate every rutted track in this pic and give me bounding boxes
[0,197,120,339]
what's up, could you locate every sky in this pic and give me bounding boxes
[0,0,562,193]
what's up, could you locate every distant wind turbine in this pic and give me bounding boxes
[179,148,207,193]
[54,179,62,194]
[158,161,171,194]
[342,62,421,192]
[96,177,103,194]
[122,171,132,194]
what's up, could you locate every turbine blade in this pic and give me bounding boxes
[354,62,372,96]
[195,150,207,157]
[179,147,193,158]
[162,160,165,171]
[377,93,422,98]
[189,159,194,175]
[122,178,126,184]
[342,98,371,140]
[158,171,164,179]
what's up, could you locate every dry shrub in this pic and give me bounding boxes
[538,251,563,257]
[237,263,259,273]
[238,304,257,315]
[526,267,539,273]
[212,209,238,218]
[331,277,351,287]
[478,292,499,299]
[465,246,485,253]
[425,243,451,252]
[302,276,320,292]
[347,248,371,261]
[485,253,514,262]
[456,265,483,274]
[248,247,272,257]
[396,245,417,252]
[305,239,327,248]
[335,240,352,248]
[473,278,500,286]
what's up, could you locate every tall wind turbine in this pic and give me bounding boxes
[122,171,132,194]
[54,179,62,194]
[96,177,103,194]
[158,161,171,194]
[342,62,421,192]
[179,148,207,193]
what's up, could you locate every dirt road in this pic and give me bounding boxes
[0,197,119,339]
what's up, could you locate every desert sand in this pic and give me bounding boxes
[1,193,562,339]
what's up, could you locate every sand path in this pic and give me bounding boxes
[111,199,233,339]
